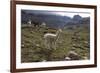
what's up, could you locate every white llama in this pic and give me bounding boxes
[28,19,32,26]
[44,29,62,50]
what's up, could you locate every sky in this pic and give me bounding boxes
[23,10,90,18]
[50,11,90,18]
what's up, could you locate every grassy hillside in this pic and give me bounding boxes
[21,25,90,63]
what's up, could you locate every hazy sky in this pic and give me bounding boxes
[50,11,90,18]
[23,10,90,18]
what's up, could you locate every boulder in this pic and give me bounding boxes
[68,51,80,60]
[65,57,71,60]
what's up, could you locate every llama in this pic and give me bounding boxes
[27,19,32,26]
[44,29,62,50]
[41,22,46,27]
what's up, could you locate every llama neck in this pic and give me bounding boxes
[55,30,61,42]
[56,30,60,36]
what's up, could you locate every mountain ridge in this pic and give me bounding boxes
[21,10,90,28]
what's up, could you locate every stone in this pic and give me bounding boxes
[65,57,71,60]
[83,57,88,60]
[68,51,80,60]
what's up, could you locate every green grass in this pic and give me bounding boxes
[21,25,90,63]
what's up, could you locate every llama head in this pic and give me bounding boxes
[58,29,62,32]
[56,29,62,35]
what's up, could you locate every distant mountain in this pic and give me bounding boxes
[73,15,82,21]
[64,15,90,27]
[21,10,90,29]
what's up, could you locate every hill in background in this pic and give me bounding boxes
[21,10,90,29]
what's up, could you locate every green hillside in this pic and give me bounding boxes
[21,25,90,63]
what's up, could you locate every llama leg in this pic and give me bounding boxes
[44,39,47,49]
[50,39,56,50]
[45,38,50,49]
[54,41,56,50]
[49,39,52,49]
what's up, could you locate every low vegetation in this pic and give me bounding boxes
[21,24,90,63]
